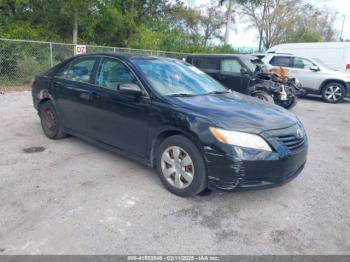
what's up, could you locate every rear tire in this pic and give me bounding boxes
[39,100,66,139]
[156,135,207,197]
[251,91,274,104]
[321,82,346,103]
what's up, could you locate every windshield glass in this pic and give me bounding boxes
[132,58,227,96]
[312,58,334,70]
[241,56,258,72]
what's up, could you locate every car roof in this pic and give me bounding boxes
[265,53,318,60]
[74,53,180,62]
[186,53,248,59]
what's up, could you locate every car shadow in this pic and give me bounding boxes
[299,95,350,104]
[63,135,164,187]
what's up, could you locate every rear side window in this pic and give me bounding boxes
[192,57,220,71]
[56,57,97,83]
[270,56,292,67]
[96,58,137,91]
[221,59,243,73]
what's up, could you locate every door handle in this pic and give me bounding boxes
[90,91,101,100]
[80,91,90,100]
[218,75,226,80]
[53,81,62,88]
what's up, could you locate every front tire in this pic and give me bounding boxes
[321,82,346,103]
[251,91,274,104]
[39,100,66,139]
[156,135,207,197]
[277,96,298,109]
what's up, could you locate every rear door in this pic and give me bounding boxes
[191,57,221,80]
[268,55,299,78]
[52,56,99,135]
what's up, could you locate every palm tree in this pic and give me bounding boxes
[220,0,234,45]
[220,0,259,45]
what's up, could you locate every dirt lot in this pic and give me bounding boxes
[0,91,349,255]
[0,85,31,94]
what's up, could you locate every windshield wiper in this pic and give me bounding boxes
[206,90,230,95]
[167,93,194,97]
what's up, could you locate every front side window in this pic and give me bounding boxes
[270,56,292,67]
[221,59,243,73]
[56,57,96,83]
[293,57,315,70]
[132,58,227,96]
[96,59,137,91]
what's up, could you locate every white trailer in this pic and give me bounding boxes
[267,42,350,72]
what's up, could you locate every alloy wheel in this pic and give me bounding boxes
[160,146,194,189]
[43,108,57,131]
[255,94,268,101]
[324,86,343,102]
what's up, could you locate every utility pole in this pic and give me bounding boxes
[340,14,346,41]
[73,8,79,45]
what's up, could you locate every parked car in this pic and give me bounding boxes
[185,54,302,109]
[266,42,350,72]
[261,53,350,103]
[32,54,308,197]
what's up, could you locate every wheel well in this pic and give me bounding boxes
[150,130,201,168]
[37,98,51,116]
[250,85,270,94]
[38,98,51,107]
[320,80,346,92]
[251,90,269,95]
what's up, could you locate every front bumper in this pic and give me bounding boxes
[204,131,308,191]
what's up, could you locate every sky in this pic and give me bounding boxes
[186,0,350,48]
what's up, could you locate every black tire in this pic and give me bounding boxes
[156,135,207,197]
[321,82,346,103]
[251,91,274,104]
[39,100,66,139]
[278,96,298,109]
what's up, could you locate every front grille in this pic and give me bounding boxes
[275,134,305,151]
[263,123,307,152]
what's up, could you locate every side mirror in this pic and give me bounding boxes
[118,83,143,96]
[240,68,249,75]
[310,66,320,72]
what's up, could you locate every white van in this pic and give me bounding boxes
[266,42,350,72]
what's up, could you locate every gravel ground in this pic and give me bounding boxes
[0,91,349,255]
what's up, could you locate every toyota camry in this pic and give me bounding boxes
[32,54,308,197]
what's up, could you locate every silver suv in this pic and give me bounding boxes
[261,53,350,103]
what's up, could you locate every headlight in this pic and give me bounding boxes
[209,127,272,152]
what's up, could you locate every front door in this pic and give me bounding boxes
[219,58,249,94]
[88,57,151,157]
[290,57,324,91]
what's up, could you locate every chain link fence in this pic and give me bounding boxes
[0,38,189,88]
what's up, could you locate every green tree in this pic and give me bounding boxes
[241,0,336,49]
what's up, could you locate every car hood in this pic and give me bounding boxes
[321,68,350,79]
[167,92,298,134]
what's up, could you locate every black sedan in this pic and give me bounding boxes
[32,54,308,197]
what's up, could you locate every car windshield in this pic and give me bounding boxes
[248,57,267,72]
[312,58,336,70]
[241,56,258,72]
[132,58,228,96]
